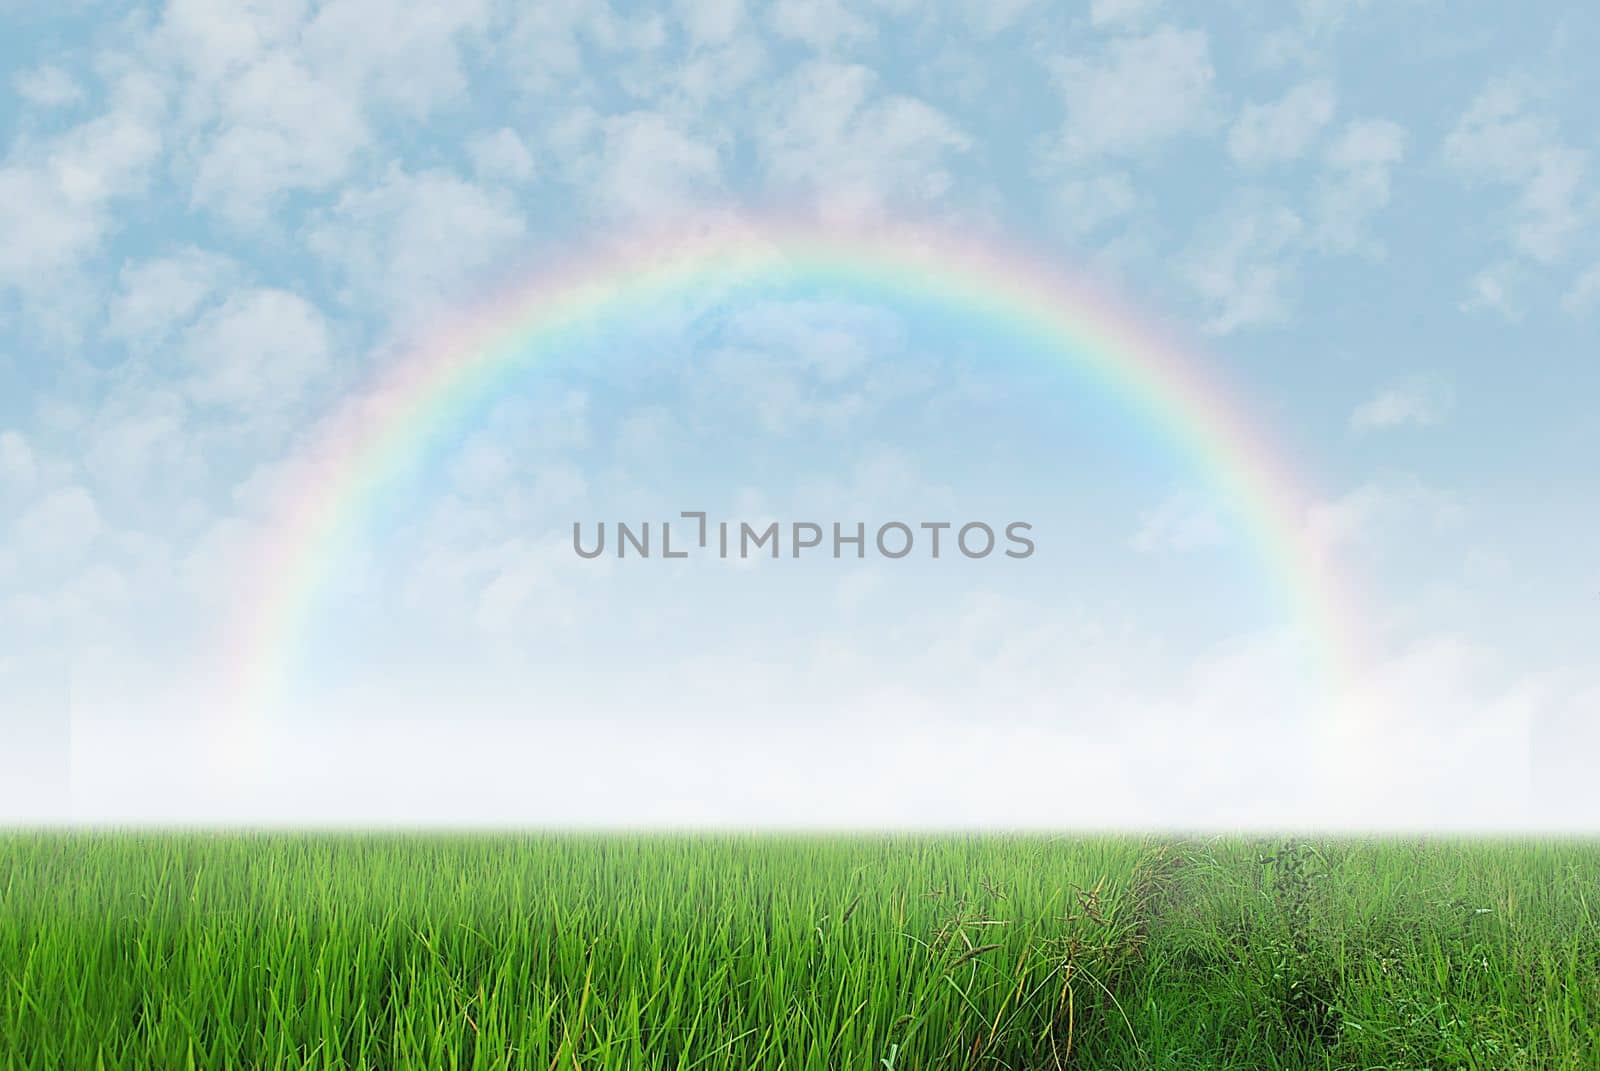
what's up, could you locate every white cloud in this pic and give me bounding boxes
[1313,117,1406,253]
[1227,80,1336,166]
[1459,261,1521,319]
[1089,0,1161,28]
[157,0,308,84]
[1181,203,1304,333]
[301,0,493,117]
[14,485,102,562]
[162,0,492,222]
[0,70,163,290]
[106,249,234,345]
[497,4,589,94]
[178,289,333,412]
[646,33,769,110]
[308,166,526,312]
[1444,80,1590,265]
[1561,263,1600,316]
[82,387,198,495]
[0,166,102,287]
[1298,0,1375,22]
[49,77,167,202]
[184,52,369,222]
[153,15,369,209]
[1305,478,1461,552]
[1132,492,1226,553]
[556,109,724,222]
[612,406,677,465]
[467,128,536,184]
[1050,26,1215,160]
[1258,0,1378,70]
[769,0,875,50]
[13,65,84,108]
[759,61,969,218]
[500,2,666,96]
[395,517,597,646]
[470,533,585,638]
[1350,378,1451,432]
[958,0,1039,36]
[1054,170,1137,236]
[678,0,745,44]
[0,431,36,494]
[695,299,908,435]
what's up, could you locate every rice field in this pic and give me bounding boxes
[0,834,1595,1069]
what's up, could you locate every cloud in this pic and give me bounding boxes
[696,298,909,435]
[1443,80,1590,265]
[105,248,235,345]
[0,562,131,666]
[555,109,725,222]
[182,52,369,223]
[1458,261,1521,319]
[678,0,745,45]
[1089,0,1161,28]
[499,2,666,96]
[470,532,589,638]
[300,0,493,117]
[1561,263,1600,316]
[467,127,536,184]
[160,0,493,223]
[308,166,526,313]
[758,61,969,218]
[1132,492,1226,553]
[956,0,1040,36]
[0,431,36,494]
[1305,478,1461,553]
[178,288,333,413]
[14,485,102,562]
[1053,170,1137,236]
[1350,378,1451,433]
[81,387,199,496]
[0,68,163,291]
[13,64,84,108]
[1227,80,1336,166]
[768,0,875,50]
[1313,117,1406,253]
[398,518,596,648]
[156,0,307,84]
[1298,0,1376,21]
[1050,26,1215,160]
[646,32,769,111]
[1177,111,1408,328]
[1181,202,1304,333]
[1258,0,1379,70]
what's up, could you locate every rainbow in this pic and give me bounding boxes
[228,218,1367,744]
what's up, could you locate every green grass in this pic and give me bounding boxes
[0,834,1595,1069]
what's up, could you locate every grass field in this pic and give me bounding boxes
[1,834,1595,1069]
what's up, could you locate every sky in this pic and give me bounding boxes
[1,0,1597,828]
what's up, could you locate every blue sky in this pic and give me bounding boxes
[1,0,1596,826]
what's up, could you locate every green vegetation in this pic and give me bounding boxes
[1,834,1595,1068]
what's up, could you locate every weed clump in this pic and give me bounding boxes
[1258,838,1342,1048]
